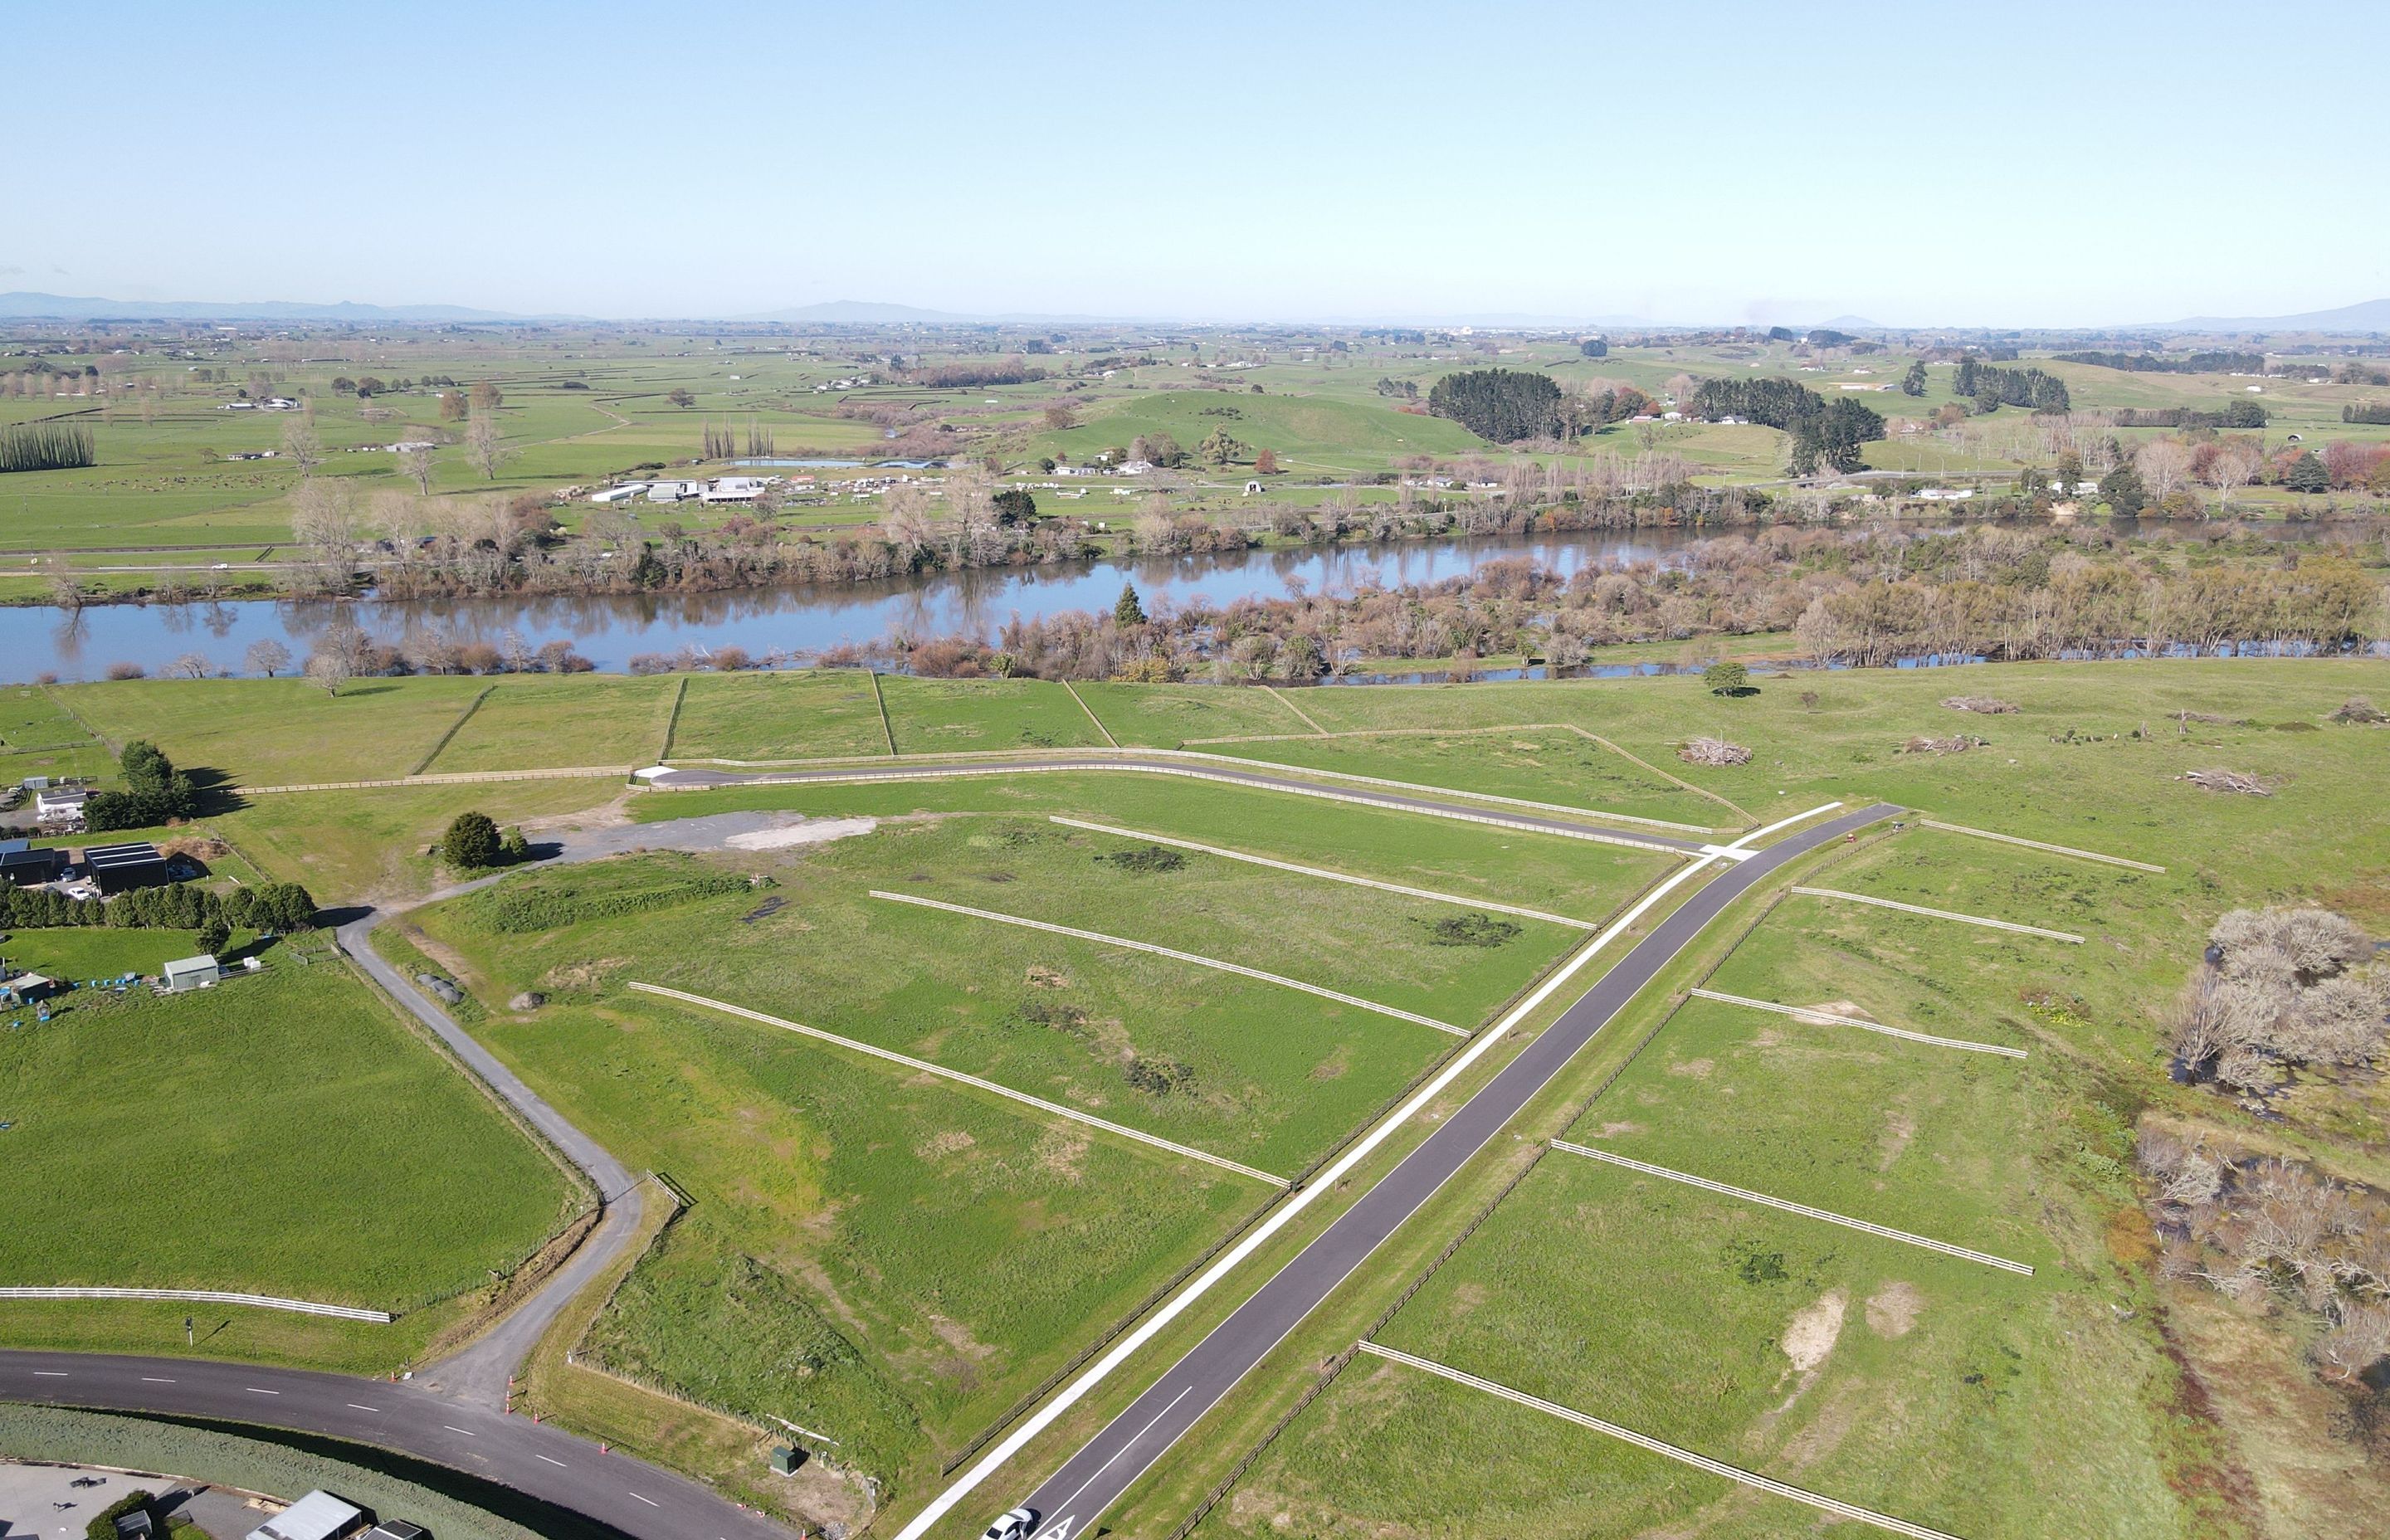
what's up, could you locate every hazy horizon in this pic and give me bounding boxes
[14,0,2388,329]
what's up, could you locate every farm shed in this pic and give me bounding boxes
[245,1489,368,1540]
[0,840,67,885]
[163,954,224,992]
[588,482,649,504]
[81,841,168,894]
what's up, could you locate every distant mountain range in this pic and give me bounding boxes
[7,288,2387,334]
[2137,298,2390,334]
[0,290,580,323]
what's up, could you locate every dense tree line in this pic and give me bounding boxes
[0,420,95,472]
[2053,351,2266,374]
[2344,403,2390,426]
[1953,358,2071,412]
[0,878,317,937]
[85,740,199,831]
[851,523,2388,684]
[2113,402,2269,429]
[1690,377,1885,474]
[901,358,1049,388]
[1427,368,1563,442]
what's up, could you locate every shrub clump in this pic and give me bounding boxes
[2168,905,2384,1092]
[1124,1055,1199,1096]
[2328,696,2384,725]
[1418,913,1523,948]
[2137,1128,2390,1385]
[474,870,756,933]
[1096,846,1186,875]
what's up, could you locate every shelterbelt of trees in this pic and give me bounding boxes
[825,523,2389,682]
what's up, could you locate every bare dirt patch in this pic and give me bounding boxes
[1865,1280,1924,1338]
[1782,1288,1848,1373]
[1025,964,1071,988]
[1668,1057,1715,1078]
[1878,1108,1917,1170]
[915,1129,976,1159]
[1595,1120,1642,1138]
[1034,1125,1090,1185]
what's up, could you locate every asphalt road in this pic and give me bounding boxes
[335,904,648,1411]
[0,1350,794,1540]
[1009,803,1897,1540]
[648,759,1714,854]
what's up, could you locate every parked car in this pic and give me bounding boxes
[980,1507,1040,1540]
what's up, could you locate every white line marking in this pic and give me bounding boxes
[32,1370,68,1377]
[536,1454,568,1467]
[890,831,1751,1540]
[1917,819,2164,872]
[441,1424,475,1435]
[140,1377,175,1383]
[1046,816,1595,928]
[245,1386,279,1395]
[628,982,1287,1186]
[1548,1140,2035,1274]
[871,889,1466,1036]
[1054,1383,1193,1520]
[1357,1343,1968,1540]
[1729,802,1846,849]
[1689,988,2027,1059]
[346,1402,381,1412]
[1698,844,1759,862]
[1791,887,2084,943]
[627,1492,660,1508]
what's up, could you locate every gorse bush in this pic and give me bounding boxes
[1418,913,1523,948]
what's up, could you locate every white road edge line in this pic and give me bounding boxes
[627,1492,660,1508]
[346,1402,381,1412]
[1917,819,2165,873]
[1791,887,2084,943]
[1688,988,2027,1060]
[32,1371,68,1377]
[627,983,1286,1187]
[1548,1140,2036,1274]
[140,1377,175,1383]
[441,1424,475,1435]
[1355,1343,1968,1540]
[870,889,1467,1036]
[1046,816,1596,928]
[537,1454,568,1468]
[886,813,1847,1540]
[1048,1383,1194,1528]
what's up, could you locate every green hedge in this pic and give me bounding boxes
[468,870,755,933]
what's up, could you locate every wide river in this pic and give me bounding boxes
[2,530,1698,683]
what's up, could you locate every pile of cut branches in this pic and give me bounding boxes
[1940,694,2017,714]
[1676,736,1751,767]
[2182,768,2271,795]
[1898,733,1988,755]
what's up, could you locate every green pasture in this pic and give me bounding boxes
[423,673,680,772]
[878,675,1105,753]
[0,947,573,1370]
[665,668,890,761]
[1071,680,1316,747]
[626,768,1674,921]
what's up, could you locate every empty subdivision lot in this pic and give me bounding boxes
[1201,726,1738,829]
[878,675,1106,754]
[627,769,1677,920]
[664,668,892,761]
[1200,829,2187,1540]
[402,796,1606,1487]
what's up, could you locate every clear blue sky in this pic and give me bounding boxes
[15,1,2387,326]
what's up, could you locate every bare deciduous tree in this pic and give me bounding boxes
[244,638,292,677]
[398,443,435,495]
[464,412,508,481]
